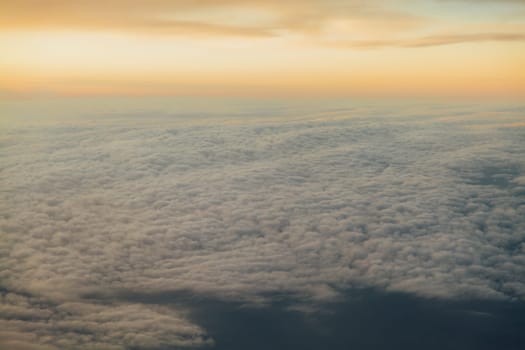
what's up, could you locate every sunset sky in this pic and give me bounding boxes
[1,0,525,97]
[3,3,525,350]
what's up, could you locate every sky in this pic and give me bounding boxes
[1,0,525,97]
[1,2,525,349]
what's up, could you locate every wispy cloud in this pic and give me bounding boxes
[2,1,523,44]
[330,32,525,48]
[0,0,420,39]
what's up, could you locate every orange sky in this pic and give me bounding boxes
[1,0,524,97]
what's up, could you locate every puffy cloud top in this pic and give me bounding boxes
[1,100,524,349]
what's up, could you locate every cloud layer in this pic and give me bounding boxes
[1,100,525,348]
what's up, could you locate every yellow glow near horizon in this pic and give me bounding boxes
[1,0,524,97]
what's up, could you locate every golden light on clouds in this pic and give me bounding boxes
[1,0,524,97]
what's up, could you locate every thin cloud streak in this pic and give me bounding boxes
[330,32,525,48]
[0,0,425,40]
[2,1,524,44]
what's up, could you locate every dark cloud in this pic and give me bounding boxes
[88,288,525,350]
[190,289,525,350]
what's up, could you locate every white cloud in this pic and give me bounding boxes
[0,292,211,349]
[1,100,524,348]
